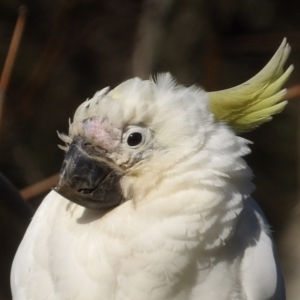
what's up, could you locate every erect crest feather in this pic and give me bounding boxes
[209,38,293,133]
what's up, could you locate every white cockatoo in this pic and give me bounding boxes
[11,39,293,300]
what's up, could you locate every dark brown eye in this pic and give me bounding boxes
[127,132,143,146]
[123,125,148,149]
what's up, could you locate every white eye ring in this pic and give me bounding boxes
[122,126,148,149]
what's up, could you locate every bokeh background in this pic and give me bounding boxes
[0,0,300,299]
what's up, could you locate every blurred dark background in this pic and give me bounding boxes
[0,0,300,299]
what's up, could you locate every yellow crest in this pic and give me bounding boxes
[209,39,293,133]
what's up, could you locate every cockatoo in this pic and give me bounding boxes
[11,39,293,300]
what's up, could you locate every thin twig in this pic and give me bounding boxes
[0,5,27,129]
[20,173,59,200]
[285,85,300,100]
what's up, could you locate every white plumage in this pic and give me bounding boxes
[11,70,287,299]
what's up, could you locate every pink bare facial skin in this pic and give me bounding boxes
[78,117,121,151]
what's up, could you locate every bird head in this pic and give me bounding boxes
[56,74,214,209]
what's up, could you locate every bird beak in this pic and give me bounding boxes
[54,138,124,210]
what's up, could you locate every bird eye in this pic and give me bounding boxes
[122,125,148,149]
[127,132,143,146]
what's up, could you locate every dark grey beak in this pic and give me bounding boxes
[55,138,123,210]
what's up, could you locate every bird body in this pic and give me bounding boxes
[11,193,284,300]
[11,40,291,300]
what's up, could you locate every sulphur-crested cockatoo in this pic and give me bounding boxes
[11,39,292,300]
